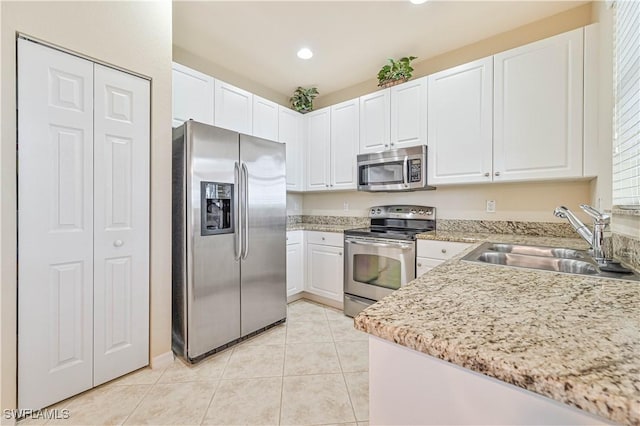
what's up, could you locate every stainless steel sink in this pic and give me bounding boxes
[475,252,598,275]
[462,242,640,281]
[486,243,585,259]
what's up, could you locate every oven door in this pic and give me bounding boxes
[344,236,416,301]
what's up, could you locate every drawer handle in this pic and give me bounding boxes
[322,237,325,241]
[114,240,124,247]
[441,248,447,253]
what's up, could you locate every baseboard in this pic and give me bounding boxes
[286,293,305,304]
[151,351,174,370]
[294,291,343,310]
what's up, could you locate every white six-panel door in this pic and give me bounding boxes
[93,64,150,386]
[18,38,95,410]
[18,39,149,409]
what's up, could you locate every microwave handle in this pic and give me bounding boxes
[403,156,409,187]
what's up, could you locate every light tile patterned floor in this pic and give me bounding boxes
[19,300,369,426]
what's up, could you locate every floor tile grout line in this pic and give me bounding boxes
[198,379,222,425]
[119,381,157,425]
[334,337,359,424]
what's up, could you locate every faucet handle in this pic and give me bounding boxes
[579,204,610,224]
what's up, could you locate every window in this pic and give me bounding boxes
[613,0,640,207]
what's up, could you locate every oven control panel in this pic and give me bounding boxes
[369,205,435,219]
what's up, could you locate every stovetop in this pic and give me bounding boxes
[344,204,436,241]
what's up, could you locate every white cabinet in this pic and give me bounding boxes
[359,78,427,154]
[305,231,344,302]
[305,101,359,191]
[286,231,304,297]
[305,107,331,190]
[279,106,304,191]
[214,79,253,134]
[359,90,390,153]
[172,62,214,127]
[416,240,471,275]
[428,58,494,185]
[18,39,150,410]
[494,28,584,182]
[330,99,359,190]
[253,95,279,141]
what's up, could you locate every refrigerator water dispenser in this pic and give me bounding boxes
[201,181,233,235]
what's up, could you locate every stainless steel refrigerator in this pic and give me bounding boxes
[172,121,286,362]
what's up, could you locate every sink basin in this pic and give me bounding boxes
[486,243,585,259]
[461,242,640,281]
[475,252,598,274]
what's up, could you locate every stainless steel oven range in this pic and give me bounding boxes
[343,205,436,317]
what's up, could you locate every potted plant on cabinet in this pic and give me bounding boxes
[377,56,418,88]
[290,86,319,114]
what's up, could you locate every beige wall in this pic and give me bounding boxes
[316,3,594,108]
[0,1,172,415]
[301,181,593,222]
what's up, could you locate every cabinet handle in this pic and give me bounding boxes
[391,142,395,146]
[114,240,124,247]
[339,252,342,255]
[417,262,422,267]
[322,237,325,240]
[325,184,329,188]
[494,171,501,177]
[384,144,389,148]
[484,172,490,177]
[441,248,447,253]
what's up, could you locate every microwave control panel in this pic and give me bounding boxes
[408,159,422,183]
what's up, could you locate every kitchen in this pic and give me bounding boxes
[1,1,639,425]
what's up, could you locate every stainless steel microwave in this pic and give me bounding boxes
[357,145,435,192]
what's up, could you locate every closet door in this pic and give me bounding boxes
[93,64,150,385]
[18,39,95,410]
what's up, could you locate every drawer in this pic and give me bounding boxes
[416,257,442,276]
[286,230,303,245]
[417,240,472,260]
[306,231,343,247]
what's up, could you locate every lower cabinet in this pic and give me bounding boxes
[417,240,472,276]
[304,231,344,302]
[286,231,304,297]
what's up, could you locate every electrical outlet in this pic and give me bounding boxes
[343,202,349,211]
[486,200,496,213]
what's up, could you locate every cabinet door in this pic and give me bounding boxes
[494,28,584,182]
[214,79,253,134]
[286,241,304,297]
[93,64,150,386]
[17,38,95,410]
[359,89,390,153]
[253,95,279,141]
[172,62,214,127]
[391,77,427,150]
[306,243,344,301]
[428,58,493,185]
[279,106,304,191]
[306,107,331,190]
[331,99,359,189]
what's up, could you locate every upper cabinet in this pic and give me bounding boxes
[359,77,427,154]
[306,99,359,191]
[253,95,279,141]
[172,62,214,128]
[279,106,304,191]
[493,27,584,182]
[214,80,253,134]
[428,57,493,185]
[330,99,359,190]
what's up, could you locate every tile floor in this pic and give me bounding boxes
[19,300,369,426]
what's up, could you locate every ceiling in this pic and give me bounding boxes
[173,1,588,100]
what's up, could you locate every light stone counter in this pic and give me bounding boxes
[355,236,640,425]
[286,223,357,233]
[417,230,591,250]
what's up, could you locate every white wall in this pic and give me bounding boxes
[301,180,593,222]
[0,1,172,415]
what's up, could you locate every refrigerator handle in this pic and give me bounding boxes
[234,161,241,261]
[241,162,249,260]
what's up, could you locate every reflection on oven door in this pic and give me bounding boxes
[353,254,401,290]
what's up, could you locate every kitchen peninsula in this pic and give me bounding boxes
[355,236,639,426]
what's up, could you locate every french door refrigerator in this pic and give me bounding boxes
[172,121,286,362]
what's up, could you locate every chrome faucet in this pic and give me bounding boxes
[554,205,610,262]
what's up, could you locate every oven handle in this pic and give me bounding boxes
[345,239,413,250]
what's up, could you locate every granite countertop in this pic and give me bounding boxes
[417,230,592,250]
[355,236,640,425]
[286,223,357,233]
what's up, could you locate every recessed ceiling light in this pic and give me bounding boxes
[410,0,428,4]
[297,48,313,60]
